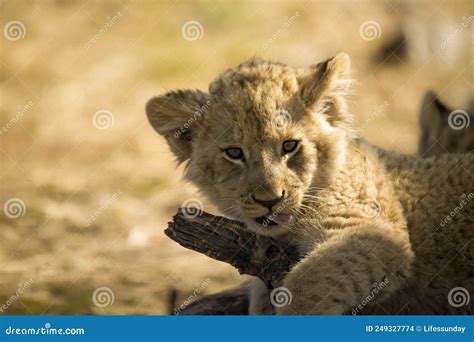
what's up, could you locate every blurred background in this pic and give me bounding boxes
[0,0,472,314]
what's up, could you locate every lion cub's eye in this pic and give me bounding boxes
[282,140,299,154]
[225,147,244,160]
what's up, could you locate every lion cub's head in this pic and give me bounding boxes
[146,53,352,236]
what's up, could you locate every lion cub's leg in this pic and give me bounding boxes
[277,223,414,315]
[248,278,274,315]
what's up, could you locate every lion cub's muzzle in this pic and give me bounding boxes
[251,190,294,226]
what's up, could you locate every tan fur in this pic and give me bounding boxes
[146,54,473,315]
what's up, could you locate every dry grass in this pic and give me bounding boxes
[0,0,471,314]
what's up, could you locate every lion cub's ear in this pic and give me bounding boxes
[299,52,352,128]
[418,90,451,154]
[419,90,450,132]
[146,90,210,163]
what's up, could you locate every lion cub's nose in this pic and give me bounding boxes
[252,190,285,209]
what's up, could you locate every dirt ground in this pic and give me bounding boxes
[0,0,472,314]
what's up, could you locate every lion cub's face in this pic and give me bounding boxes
[147,54,352,236]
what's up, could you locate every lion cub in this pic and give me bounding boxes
[147,54,473,314]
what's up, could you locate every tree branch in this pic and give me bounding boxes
[164,208,300,288]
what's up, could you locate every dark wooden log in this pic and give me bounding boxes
[164,208,300,288]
